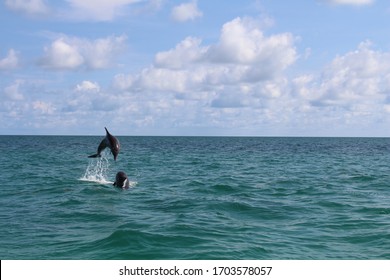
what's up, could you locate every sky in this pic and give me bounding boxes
[1,0,390,136]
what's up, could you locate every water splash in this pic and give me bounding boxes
[79,152,112,184]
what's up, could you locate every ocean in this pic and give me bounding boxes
[0,136,389,259]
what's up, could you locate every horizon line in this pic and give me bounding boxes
[0,134,389,138]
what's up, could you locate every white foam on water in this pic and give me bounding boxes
[123,181,138,189]
[79,152,112,184]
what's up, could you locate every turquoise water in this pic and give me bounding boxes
[0,136,389,259]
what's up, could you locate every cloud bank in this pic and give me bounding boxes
[115,17,297,94]
[1,4,389,136]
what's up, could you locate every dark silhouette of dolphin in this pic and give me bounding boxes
[113,171,130,189]
[88,127,120,161]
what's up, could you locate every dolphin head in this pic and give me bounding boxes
[114,171,129,188]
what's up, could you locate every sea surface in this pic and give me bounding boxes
[0,136,389,259]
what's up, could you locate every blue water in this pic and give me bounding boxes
[0,136,389,259]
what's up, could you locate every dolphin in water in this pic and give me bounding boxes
[113,171,130,189]
[88,127,120,161]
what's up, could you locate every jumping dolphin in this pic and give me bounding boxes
[88,127,120,161]
[113,171,130,189]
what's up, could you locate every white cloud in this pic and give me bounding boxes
[155,37,206,69]
[206,17,296,71]
[113,74,136,91]
[108,16,301,135]
[306,41,390,108]
[41,38,84,70]
[32,101,55,115]
[0,49,19,70]
[324,0,374,6]
[64,81,123,113]
[64,0,142,21]
[75,81,101,92]
[171,1,203,22]
[3,80,24,101]
[290,41,390,135]
[115,17,297,96]
[84,36,127,69]
[40,35,126,70]
[5,0,49,15]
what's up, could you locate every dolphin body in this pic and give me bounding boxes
[113,171,130,189]
[88,127,120,161]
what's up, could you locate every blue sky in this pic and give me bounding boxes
[1,0,390,136]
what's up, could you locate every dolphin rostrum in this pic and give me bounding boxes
[88,127,120,161]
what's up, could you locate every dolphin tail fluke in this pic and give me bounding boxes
[88,154,101,158]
